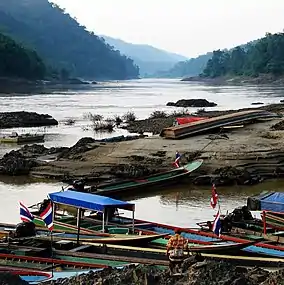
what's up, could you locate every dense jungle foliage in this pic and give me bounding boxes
[202,33,284,78]
[0,0,139,79]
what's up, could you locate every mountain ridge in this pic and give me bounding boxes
[102,35,188,77]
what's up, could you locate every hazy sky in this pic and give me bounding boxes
[52,0,284,58]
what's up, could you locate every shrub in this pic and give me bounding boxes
[170,108,189,117]
[64,118,76,125]
[123,111,136,122]
[149,110,168,119]
[83,112,104,122]
[113,115,123,125]
[92,121,114,132]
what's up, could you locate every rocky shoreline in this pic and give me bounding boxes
[38,261,284,285]
[1,104,284,187]
[181,74,284,85]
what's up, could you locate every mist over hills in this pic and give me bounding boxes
[102,36,188,77]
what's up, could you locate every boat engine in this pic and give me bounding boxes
[15,222,36,238]
[228,206,254,222]
[71,179,85,192]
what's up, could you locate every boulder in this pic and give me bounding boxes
[0,111,58,128]
[0,150,38,175]
[166,99,217,108]
[251,102,264,105]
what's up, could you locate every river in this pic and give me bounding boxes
[1,78,284,227]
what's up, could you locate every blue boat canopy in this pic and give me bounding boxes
[247,191,284,212]
[49,190,135,212]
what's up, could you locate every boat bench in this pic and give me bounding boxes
[16,247,47,256]
[69,245,92,252]
[54,240,74,250]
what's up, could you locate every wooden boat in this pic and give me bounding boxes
[0,267,52,283]
[32,191,284,258]
[0,242,168,268]
[160,110,279,139]
[0,132,44,144]
[262,211,284,231]
[75,159,203,198]
[43,213,284,258]
[0,223,167,247]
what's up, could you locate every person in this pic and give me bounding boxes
[166,228,188,274]
[174,151,182,168]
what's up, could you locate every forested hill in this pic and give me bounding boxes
[103,36,188,77]
[0,32,46,79]
[201,33,284,78]
[0,0,139,80]
[154,53,212,78]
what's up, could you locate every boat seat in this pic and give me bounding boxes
[15,248,47,256]
[69,245,92,252]
[54,240,74,250]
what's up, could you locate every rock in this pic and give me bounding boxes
[0,272,28,285]
[251,102,264,105]
[67,78,90,84]
[58,137,97,160]
[166,99,217,108]
[0,150,38,175]
[0,111,58,128]
[110,163,158,178]
[92,81,98,84]
[271,120,284,130]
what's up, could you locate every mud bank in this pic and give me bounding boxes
[2,104,284,186]
[41,261,283,285]
[0,111,58,128]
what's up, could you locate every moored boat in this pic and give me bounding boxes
[68,159,203,198]
[0,132,45,144]
[31,194,284,259]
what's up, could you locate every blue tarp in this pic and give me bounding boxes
[49,191,135,212]
[260,192,284,212]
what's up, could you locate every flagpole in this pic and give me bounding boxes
[50,230,54,278]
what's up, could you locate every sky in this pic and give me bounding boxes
[52,0,284,58]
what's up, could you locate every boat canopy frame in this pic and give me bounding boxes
[48,191,135,239]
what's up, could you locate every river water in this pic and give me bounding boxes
[1,79,284,227]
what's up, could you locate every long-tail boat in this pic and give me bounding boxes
[262,210,284,232]
[69,159,203,198]
[0,267,52,283]
[0,223,167,247]
[30,192,284,259]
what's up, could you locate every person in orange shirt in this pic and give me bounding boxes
[166,228,188,274]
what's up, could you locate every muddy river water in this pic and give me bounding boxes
[1,78,284,226]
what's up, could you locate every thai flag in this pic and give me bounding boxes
[173,152,181,168]
[212,210,221,236]
[19,202,34,222]
[40,202,54,231]
[210,184,218,209]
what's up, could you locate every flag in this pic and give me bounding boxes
[19,202,34,222]
[210,184,218,209]
[173,152,181,168]
[40,202,54,231]
[212,210,221,236]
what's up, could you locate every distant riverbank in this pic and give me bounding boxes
[0,76,98,94]
[181,74,284,85]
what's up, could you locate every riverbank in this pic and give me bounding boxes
[1,104,284,186]
[181,74,284,85]
[40,261,283,285]
[0,77,97,94]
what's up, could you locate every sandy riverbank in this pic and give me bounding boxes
[1,104,284,186]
